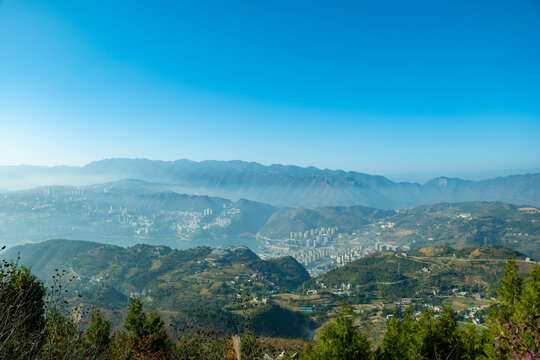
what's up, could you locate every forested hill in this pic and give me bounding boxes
[1,158,538,208]
[2,239,315,338]
[2,239,310,309]
[305,245,535,302]
[3,239,103,280]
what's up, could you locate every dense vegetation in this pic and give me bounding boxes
[3,240,313,337]
[6,239,537,325]
[303,255,540,359]
[1,249,537,359]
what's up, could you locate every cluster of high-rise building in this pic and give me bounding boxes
[42,187,83,197]
[287,227,338,247]
[296,247,332,266]
[375,243,399,252]
[203,207,240,228]
[203,208,213,216]
[333,247,365,266]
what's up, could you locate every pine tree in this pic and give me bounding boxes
[85,309,111,358]
[520,261,540,320]
[376,308,421,360]
[433,306,461,359]
[125,297,146,337]
[116,297,172,359]
[488,255,539,359]
[0,264,46,359]
[459,324,483,360]
[305,304,372,360]
[496,253,523,322]
[493,260,540,358]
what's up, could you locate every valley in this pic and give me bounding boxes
[1,180,538,274]
[2,239,535,343]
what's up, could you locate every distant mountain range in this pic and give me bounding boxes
[0,158,539,209]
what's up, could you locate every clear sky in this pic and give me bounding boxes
[1,0,539,179]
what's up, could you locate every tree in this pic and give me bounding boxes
[174,328,230,360]
[459,324,484,360]
[305,304,372,360]
[40,308,89,360]
[492,261,540,359]
[495,254,523,322]
[240,330,263,360]
[376,306,485,360]
[125,297,147,338]
[520,261,540,319]
[433,306,461,358]
[0,262,46,359]
[85,309,111,359]
[415,307,470,360]
[143,309,172,354]
[113,298,172,359]
[376,308,421,360]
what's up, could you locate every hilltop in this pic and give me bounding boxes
[3,239,103,280]
[414,244,529,259]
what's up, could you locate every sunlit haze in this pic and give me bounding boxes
[1,0,539,178]
[1,3,539,356]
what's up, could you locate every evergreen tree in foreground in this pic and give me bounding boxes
[375,308,420,360]
[112,297,172,359]
[495,254,524,323]
[376,306,484,360]
[491,260,540,359]
[0,246,538,359]
[0,263,46,359]
[305,303,372,360]
[85,309,111,358]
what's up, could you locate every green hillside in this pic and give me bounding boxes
[306,245,536,302]
[1,239,103,280]
[391,202,540,256]
[3,239,313,337]
[415,244,529,259]
[303,251,424,297]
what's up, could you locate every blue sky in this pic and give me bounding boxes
[0,0,539,179]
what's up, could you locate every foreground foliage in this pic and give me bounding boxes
[0,245,538,359]
[304,304,371,360]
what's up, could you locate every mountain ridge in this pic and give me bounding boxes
[0,158,538,209]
